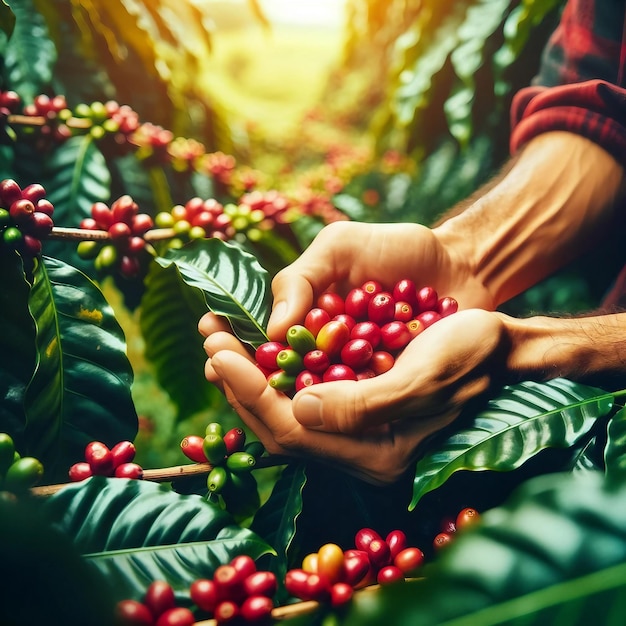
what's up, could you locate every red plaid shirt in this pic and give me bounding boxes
[510,0,626,308]
[510,0,626,164]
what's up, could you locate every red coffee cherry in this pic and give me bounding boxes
[240,595,274,623]
[131,213,154,235]
[84,441,114,476]
[437,296,458,317]
[9,198,35,226]
[180,435,208,463]
[456,507,480,530]
[377,565,405,585]
[361,279,383,296]
[111,441,136,467]
[333,313,356,331]
[380,321,412,352]
[111,194,139,225]
[230,554,257,580]
[406,319,426,339]
[416,286,438,312]
[394,301,413,322]
[108,221,132,241]
[385,529,408,560]
[284,569,311,600]
[344,287,371,320]
[114,462,144,479]
[355,527,383,552]
[342,549,371,587]
[68,461,92,482]
[416,310,442,328]
[243,570,278,598]
[190,578,219,613]
[315,320,350,357]
[369,351,395,375]
[295,370,322,391]
[0,178,22,206]
[304,572,331,602]
[302,349,331,374]
[356,369,376,380]
[91,201,114,228]
[255,342,286,371]
[36,198,55,216]
[340,338,373,370]
[223,427,246,454]
[330,582,353,607]
[304,308,331,337]
[144,580,176,619]
[392,278,418,308]
[323,363,357,382]
[350,321,381,349]
[394,547,425,576]
[213,600,240,624]
[367,292,395,325]
[433,532,453,550]
[27,211,54,238]
[115,599,154,626]
[213,564,246,603]
[21,183,46,204]
[316,292,345,318]
[366,538,391,568]
[155,607,195,626]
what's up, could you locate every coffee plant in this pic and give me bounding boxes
[3,0,626,624]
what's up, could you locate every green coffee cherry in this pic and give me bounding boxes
[286,324,317,355]
[276,349,304,375]
[205,422,224,438]
[3,227,23,248]
[3,457,44,493]
[267,370,296,393]
[244,441,265,459]
[76,240,102,260]
[94,244,118,270]
[0,433,16,477]
[221,471,260,520]
[202,434,227,466]
[207,465,229,494]
[226,451,256,473]
[0,208,10,228]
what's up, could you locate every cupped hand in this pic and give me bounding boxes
[266,221,494,341]
[201,309,510,484]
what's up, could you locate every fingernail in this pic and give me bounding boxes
[293,393,323,428]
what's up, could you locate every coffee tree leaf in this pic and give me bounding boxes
[24,256,137,480]
[44,477,275,602]
[155,238,271,348]
[604,406,626,483]
[140,260,225,419]
[0,249,35,447]
[343,471,626,625]
[251,462,307,598]
[0,1,16,39]
[410,378,613,510]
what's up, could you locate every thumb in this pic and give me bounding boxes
[266,272,315,341]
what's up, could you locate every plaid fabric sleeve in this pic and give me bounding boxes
[510,0,626,164]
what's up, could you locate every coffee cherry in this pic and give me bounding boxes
[380,321,412,352]
[433,532,453,550]
[203,434,228,465]
[108,221,132,241]
[315,320,350,357]
[214,600,240,624]
[111,195,138,225]
[254,342,286,371]
[35,198,55,217]
[21,235,42,257]
[226,451,256,472]
[394,547,424,576]
[114,462,144,479]
[267,370,296,393]
[367,292,395,325]
[276,348,304,375]
[69,461,92,482]
[0,433,15,476]
[85,441,114,476]
[355,527,383,552]
[207,465,229,493]
[316,292,344,318]
[0,179,22,206]
[213,564,246,603]
[365,538,391,568]
[406,319,426,339]
[323,363,357,382]
[295,370,322,391]
[342,549,370,587]
[416,310,442,328]
[206,422,225,438]
[240,595,273,623]
[286,324,316,355]
[361,279,383,296]
[155,607,195,626]
[302,349,330,374]
[385,529,408,560]
[304,572,331,602]
[330,582,353,607]
[180,435,208,463]
[111,441,136,467]
[144,580,176,619]
[350,320,381,348]
[456,507,480,529]
[21,183,46,204]
[369,351,395,375]
[91,201,114,228]
[244,440,265,459]
[9,198,35,226]
[243,571,278,598]
[437,296,458,317]
[340,338,373,370]
[115,599,153,626]
[392,278,418,308]
[344,287,371,319]
[190,578,218,613]
[394,301,413,322]
[3,457,44,492]
[0,208,10,229]
[131,213,154,235]
[284,569,310,599]
[27,211,54,238]
[2,226,22,249]
[317,543,345,585]
[223,427,246,455]
[302,552,318,573]
[377,565,404,585]
[304,308,331,337]
[416,286,438,312]
[230,555,257,579]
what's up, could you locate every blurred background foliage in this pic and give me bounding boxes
[5,0,624,470]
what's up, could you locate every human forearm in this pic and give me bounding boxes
[501,311,626,390]
[434,131,625,307]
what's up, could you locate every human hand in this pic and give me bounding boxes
[266,221,494,342]
[200,309,510,483]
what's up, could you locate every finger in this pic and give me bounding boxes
[198,312,232,338]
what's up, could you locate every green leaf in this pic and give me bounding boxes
[604,406,626,483]
[140,259,225,419]
[251,462,306,598]
[410,379,613,510]
[155,238,271,348]
[44,477,275,602]
[342,471,626,625]
[0,248,35,447]
[2,0,55,102]
[24,256,137,480]
[0,0,15,39]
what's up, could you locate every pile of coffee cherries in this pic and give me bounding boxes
[0,432,44,495]
[68,440,144,482]
[255,278,458,395]
[0,178,55,257]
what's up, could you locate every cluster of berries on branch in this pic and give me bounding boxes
[68,440,144,482]
[0,433,44,496]
[255,278,459,395]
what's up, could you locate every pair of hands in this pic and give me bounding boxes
[199,222,511,484]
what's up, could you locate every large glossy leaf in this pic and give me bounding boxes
[44,477,275,602]
[251,462,307,599]
[24,256,137,480]
[140,258,225,419]
[342,471,626,625]
[604,405,626,483]
[0,248,35,447]
[155,238,271,348]
[2,0,55,102]
[410,379,613,510]
[0,0,15,38]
